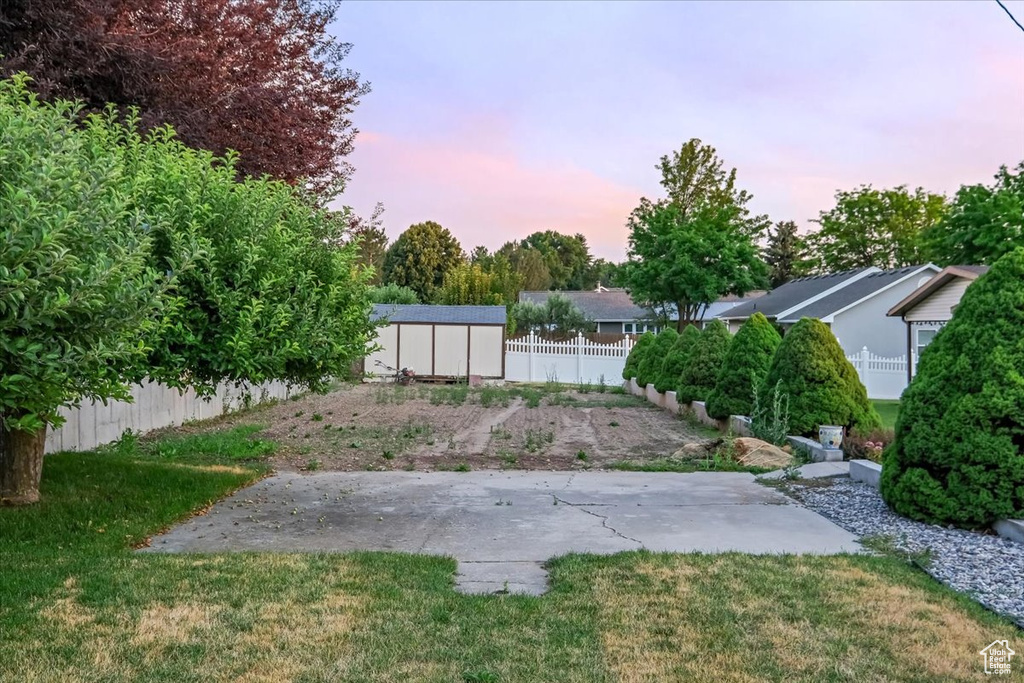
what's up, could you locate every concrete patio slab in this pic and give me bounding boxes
[144,471,862,594]
[759,461,851,481]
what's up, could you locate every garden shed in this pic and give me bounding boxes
[366,304,506,381]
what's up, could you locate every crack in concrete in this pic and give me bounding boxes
[552,495,643,546]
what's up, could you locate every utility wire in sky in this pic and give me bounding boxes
[995,0,1024,33]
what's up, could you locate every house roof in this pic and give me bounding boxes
[371,304,507,325]
[716,268,876,320]
[887,265,990,318]
[519,289,647,322]
[779,264,939,322]
[518,289,766,322]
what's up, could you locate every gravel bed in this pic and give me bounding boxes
[788,477,1024,628]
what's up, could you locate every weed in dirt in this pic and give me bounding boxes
[447,436,458,450]
[597,374,608,393]
[576,450,588,462]
[523,429,555,453]
[294,411,304,418]
[431,385,469,406]
[489,425,513,441]
[546,393,578,407]
[479,385,511,408]
[382,450,395,460]
[304,459,322,471]
[349,441,363,449]
[577,380,593,394]
[609,421,620,427]
[311,413,324,422]
[454,463,470,472]
[499,451,518,467]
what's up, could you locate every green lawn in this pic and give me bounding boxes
[1,425,1015,682]
[871,400,901,429]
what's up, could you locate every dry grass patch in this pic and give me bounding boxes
[586,553,1018,683]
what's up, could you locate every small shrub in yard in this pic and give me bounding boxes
[676,320,731,404]
[648,328,680,392]
[844,427,893,464]
[621,331,655,380]
[655,325,699,394]
[761,317,880,438]
[636,329,676,389]
[706,313,781,419]
[881,248,1024,527]
[750,379,790,446]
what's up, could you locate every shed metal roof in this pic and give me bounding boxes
[371,304,507,325]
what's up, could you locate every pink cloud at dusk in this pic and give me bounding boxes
[338,124,648,261]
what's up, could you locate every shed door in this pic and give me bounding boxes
[433,325,469,377]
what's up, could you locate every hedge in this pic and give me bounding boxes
[676,320,731,404]
[881,248,1024,527]
[622,331,655,380]
[706,313,782,419]
[637,329,676,389]
[650,328,681,392]
[657,324,701,395]
[760,317,880,437]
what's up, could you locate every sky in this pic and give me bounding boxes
[331,0,1024,262]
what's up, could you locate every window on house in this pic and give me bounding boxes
[916,328,938,359]
[624,322,660,334]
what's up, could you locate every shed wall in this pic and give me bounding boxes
[434,325,469,377]
[469,326,504,377]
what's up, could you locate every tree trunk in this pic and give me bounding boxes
[0,415,46,506]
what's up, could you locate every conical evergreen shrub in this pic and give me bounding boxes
[676,320,732,403]
[637,329,676,389]
[760,317,880,437]
[881,248,1024,527]
[657,324,701,394]
[651,328,683,392]
[622,331,655,380]
[706,313,782,419]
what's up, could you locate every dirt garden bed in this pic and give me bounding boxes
[186,383,715,472]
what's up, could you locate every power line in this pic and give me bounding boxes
[996,0,1024,33]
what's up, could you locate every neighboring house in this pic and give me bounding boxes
[518,288,765,334]
[717,264,941,358]
[367,304,506,380]
[886,265,989,381]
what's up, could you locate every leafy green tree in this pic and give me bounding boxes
[511,294,593,337]
[922,162,1024,266]
[469,245,492,267]
[763,221,812,288]
[350,202,388,285]
[809,186,947,271]
[676,320,732,403]
[761,318,880,437]
[369,283,419,304]
[626,139,767,330]
[497,242,553,291]
[437,263,503,305]
[590,259,628,288]
[520,230,595,290]
[706,313,782,419]
[622,331,655,381]
[881,248,1024,527]
[382,221,465,302]
[0,77,164,504]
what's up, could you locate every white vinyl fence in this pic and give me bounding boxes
[45,380,293,454]
[504,333,634,385]
[846,346,909,401]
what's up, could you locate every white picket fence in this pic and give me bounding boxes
[504,333,634,385]
[846,346,909,400]
[44,379,293,454]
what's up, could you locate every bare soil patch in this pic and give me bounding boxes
[206,383,711,472]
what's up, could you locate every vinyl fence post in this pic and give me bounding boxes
[860,346,870,385]
[576,333,584,384]
[528,332,536,383]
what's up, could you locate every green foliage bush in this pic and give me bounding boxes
[0,75,162,433]
[706,313,782,419]
[368,283,419,304]
[650,328,680,392]
[881,248,1024,527]
[637,330,677,389]
[760,318,880,437]
[622,331,655,381]
[512,295,593,337]
[676,320,731,404]
[656,325,701,394]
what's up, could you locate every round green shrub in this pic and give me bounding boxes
[676,320,732,404]
[651,328,681,392]
[760,317,880,437]
[706,313,782,419]
[622,331,655,380]
[657,324,701,394]
[637,329,676,389]
[880,248,1024,528]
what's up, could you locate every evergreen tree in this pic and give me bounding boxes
[763,221,811,288]
[706,313,782,419]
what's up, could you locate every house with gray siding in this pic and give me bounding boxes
[519,288,765,334]
[887,265,989,380]
[717,264,941,358]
